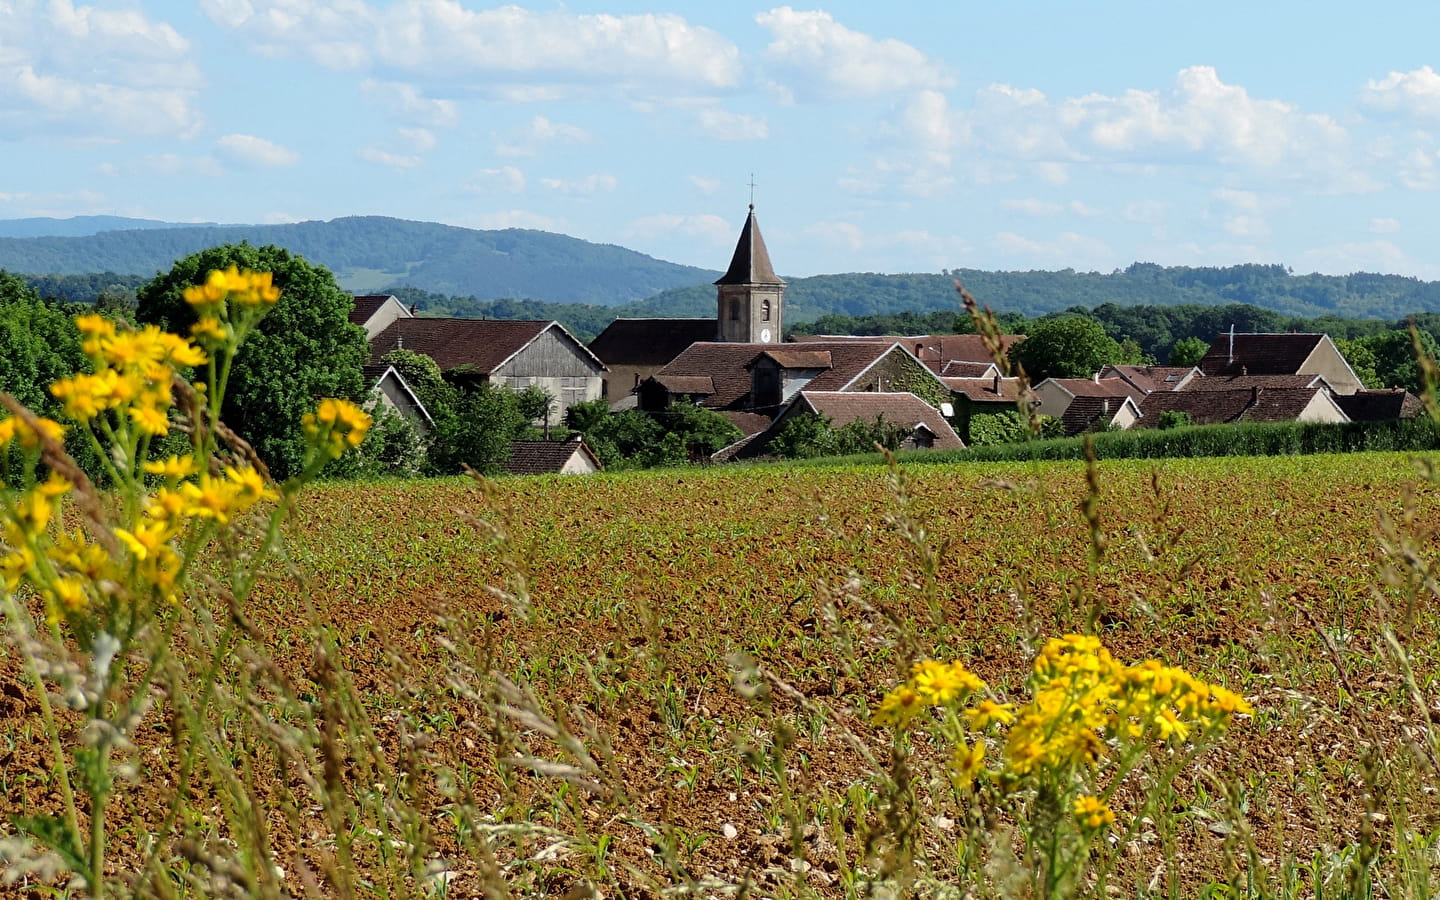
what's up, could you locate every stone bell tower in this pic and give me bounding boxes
[715,204,785,343]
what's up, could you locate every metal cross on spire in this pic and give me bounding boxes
[748,173,757,209]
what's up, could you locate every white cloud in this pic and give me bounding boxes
[358,147,421,168]
[688,176,723,195]
[463,166,527,194]
[1298,240,1440,279]
[1069,201,1102,217]
[1035,162,1070,185]
[540,174,617,195]
[216,134,300,167]
[0,0,202,139]
[360,80,459,128]
[1002,198,1064,217]
[1362,66,1440,119]
[1122,201,1167,224]
[970,67,1358,189]
[799,220,971,270]
[697,109,769,141]
[1397,148,1439,190]
[495,116,591,158]
[626,213,733,247]
[1370,217,1401,234]
[991,231,1116,271]
[756,7,953,100]
[203,1,741,96]
[397,127,436,153]
[100,154,224,177]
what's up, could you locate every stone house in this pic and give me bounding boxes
[726,391,965,460]
[502,435,603,476]
[1197,332,1364,395]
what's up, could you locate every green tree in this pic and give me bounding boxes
[136,244,368,478]
[770,413,835,459]
[1334,338,1383,390]
[1354,330,1440,392]
[1156,410,1192,430]
[0,272,87,415]
[1011,315,1130,382]
[653,402,743,461]
[1168,336,1209,367]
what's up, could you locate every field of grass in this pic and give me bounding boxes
[4,450,1440,897]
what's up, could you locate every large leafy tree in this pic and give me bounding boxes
[136,244,368,478]
[1011,315,1135,382]
[0,271,87,414]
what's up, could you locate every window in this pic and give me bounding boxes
[762,298,771,322]
[730,299,741,321]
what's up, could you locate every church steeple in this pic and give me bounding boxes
[715,204,785,343]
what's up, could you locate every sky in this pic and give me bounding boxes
[5,1,1440,282]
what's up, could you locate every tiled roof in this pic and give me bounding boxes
[793,333,1023,371]
[1334,389,1424,421]
[1044,377,1139,399]
[941,360,999,377]
[718,411,773,435]
[1095,365,1198,393]
[943,376,1025,402]
[714,206,784,286]
[1138,387,1335,425]
[1181,373,1328,392]
[369,318,602,374]
[653,340,905,410]
[1060,396,1130,436]
[588,318,716,367]
[502,438,601,475]
[1197,333,1327,377]
[653,375,715,395]
[755,349,833,369]
[796,391,965,450]
[350,294,394,326]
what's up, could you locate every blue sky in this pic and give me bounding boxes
[5,1,1440,282]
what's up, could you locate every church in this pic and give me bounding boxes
[587,204,788,402]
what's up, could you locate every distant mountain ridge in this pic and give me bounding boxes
[0,215,212,239]
[0,215,719,307]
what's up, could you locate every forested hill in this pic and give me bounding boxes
[0,216,207,239]
[0,216,718,307]
[635,263,1440,322]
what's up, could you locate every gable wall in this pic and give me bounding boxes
[1299,340,1363,395]
[494,327,605,420]
[847,349,948,409]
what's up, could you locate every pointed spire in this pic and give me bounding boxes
[715,204,785,286]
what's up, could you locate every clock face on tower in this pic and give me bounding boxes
[760,328,772,343]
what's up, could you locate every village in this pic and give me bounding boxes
[352,206,1424,474]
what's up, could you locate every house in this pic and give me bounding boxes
[361,364,433,433]
[1094,364,1200,395]
[1179,373,1334,393]
[942,374,1027,443]
[1137,386,1350,426]
[588,318,716,405]
[502,436,603,476]
[350,294,414,339]
[1058,395,1142,436]
[1197,332,1364,395]
[639,340,950,423]
[1031,377,1139,418]
[730,391,965,460]
[1334,389,1425,421]
[368,318,606,423]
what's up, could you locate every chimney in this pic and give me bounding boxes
[1102,398,1110,415]
[992,372,1001,395]
[1251,386,1260,405]
[1241,365,1248,376]
[409,304,417,315]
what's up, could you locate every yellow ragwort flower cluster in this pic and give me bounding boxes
[1002,634,1253,777]
[873,659,986,727]
[1073,794,1116,831]
[183,266,281,348]
[49,316,206,437]
[302,398,372,460]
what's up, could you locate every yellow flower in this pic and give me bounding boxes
[910,659,985,706]
[873,686,925,728]
[964,699,1017,730]
[191,315,230,345]
[116,520,176,562]
[949,740,987,791]
[0,415,65,449]
[302,398,372,459]
[128,402,171,436]
[143,455,200,480]
[1074,795,1115,831]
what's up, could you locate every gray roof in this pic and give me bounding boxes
[714,206,784,286]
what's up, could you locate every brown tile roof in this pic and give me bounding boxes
[1197,332,1327,377]
[1138,387,1336,425]
[350,294,394,326]
[718,411,773,435]
[1045,377,1140,399]
[369,318,602,374]
[1334,389,1425,421]
[796,391,965,450]
[792,333,1023,371]
[755,348,833,369]
[941,360,998,377]
[944,376,1025,402]
[1181,374,1328,392]
[715,206,784,286]
[653,375,715,395]
[1096,365,1198,393]
[1060,396,1132,436]
[653,341,907,410]
[588,318,716,367]
[502,438,601,475]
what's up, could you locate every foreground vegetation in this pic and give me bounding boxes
[5,446,1440,897]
